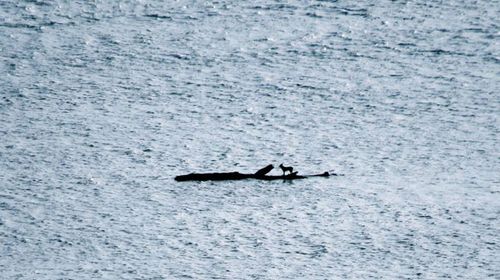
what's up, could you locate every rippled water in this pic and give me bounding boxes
[1,1,499,279]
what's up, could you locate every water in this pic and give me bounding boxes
[1,1,499,279]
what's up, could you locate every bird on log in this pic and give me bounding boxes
[174,164,336,182]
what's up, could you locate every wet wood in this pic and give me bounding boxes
[174,164,333,182]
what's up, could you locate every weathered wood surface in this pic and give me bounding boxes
[174,164,333,182]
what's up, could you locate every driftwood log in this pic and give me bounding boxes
[175,164,334,182]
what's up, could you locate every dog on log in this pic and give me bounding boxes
[279,163,294,176]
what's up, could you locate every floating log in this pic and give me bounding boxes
[174,164,334,182]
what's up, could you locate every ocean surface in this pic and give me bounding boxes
[1,1,499,279]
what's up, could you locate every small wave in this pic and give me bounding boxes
[21,0,52,6]
[337,7,369,17]
[397,43,417,47]
[144,14,172,20]
[415,49,475,57]
[166,53,191,61]
[305,12,323,18]
[250,4,298,11]
[483,55,500,64]
[295,83,322,90]
[0,22,38,29]
[462,28,488,33]
[0,20,75,30]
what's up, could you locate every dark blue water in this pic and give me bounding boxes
[1,1,499,279]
